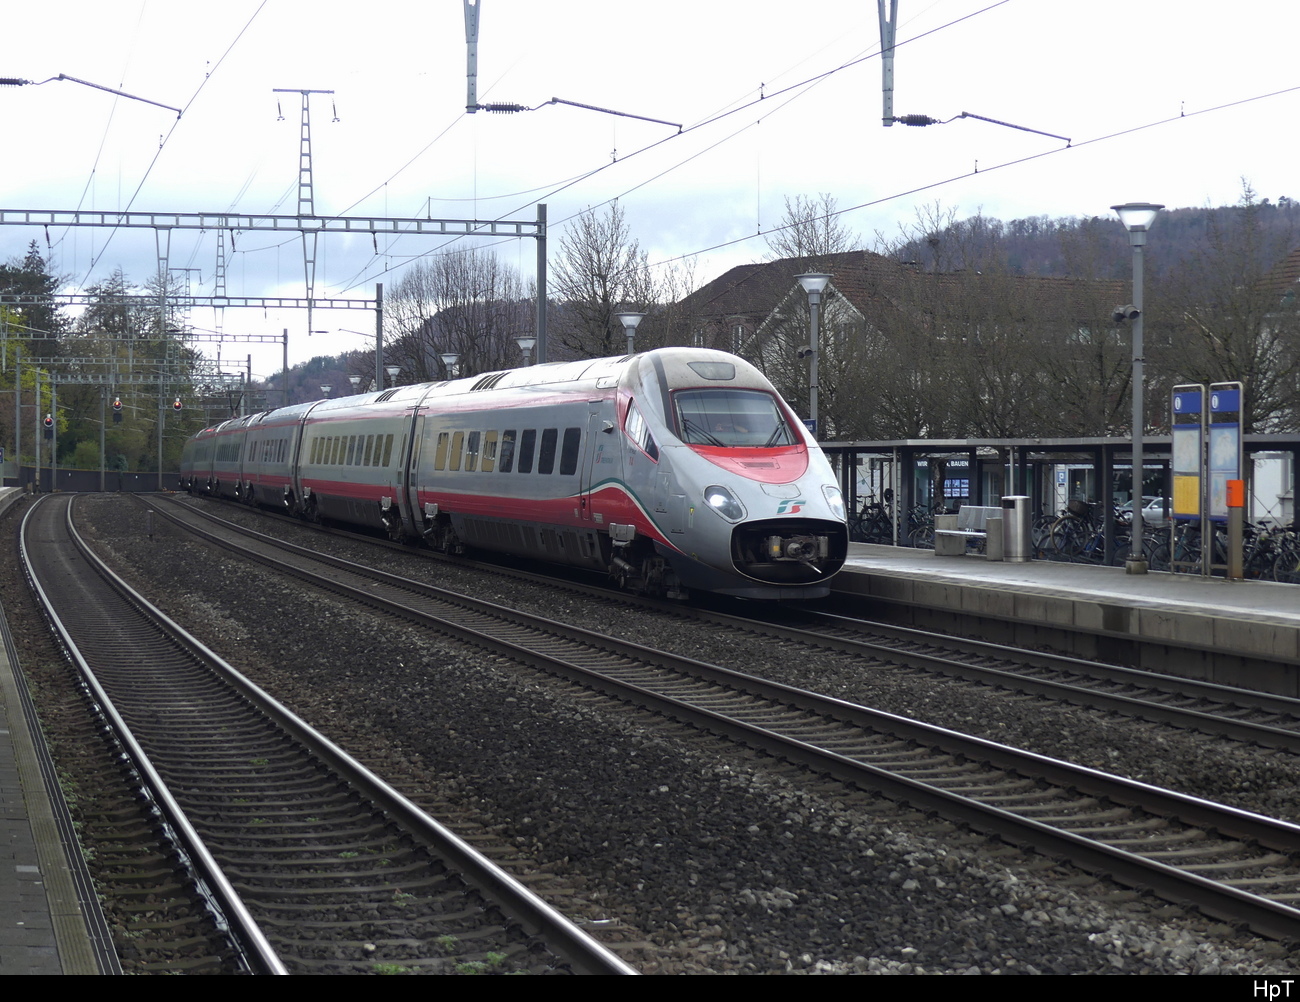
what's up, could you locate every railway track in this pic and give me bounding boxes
[177,493,1300,756]
[142,493,1300,940]
[683,605,1300,755]
[21,494,636,976]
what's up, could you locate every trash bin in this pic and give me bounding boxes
[1002,495,1032,562]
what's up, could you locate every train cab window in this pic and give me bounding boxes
[363,435,374,466]
[538,428,558,474]
[482,431,498,473]
[499,430,517,472]
[465,431,481,472]
[449,431,464,471]
[518,429,536,473]
[382,434,394,467]
[435,432,449,471]
[624,403,659,462]
[559,427,581,476]
[347,435,357,465]
[674,388,796,448]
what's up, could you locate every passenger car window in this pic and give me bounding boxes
[538,428,558,474]
[499,430,516,472]
[559,427,581,476]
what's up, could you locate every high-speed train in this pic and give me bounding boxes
[180,348,848,599]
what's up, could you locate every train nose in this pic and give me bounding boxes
[731,518,848,584]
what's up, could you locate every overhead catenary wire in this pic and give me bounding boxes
[335,0,1017,292]
[75,1,269,287]
[644,81,1300,272]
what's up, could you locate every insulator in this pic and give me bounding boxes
[479,102,527,114]
[895,114,940,127]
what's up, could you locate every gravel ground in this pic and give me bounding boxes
[20,493,1300,974]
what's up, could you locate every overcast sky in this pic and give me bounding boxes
[4,0,1298,379]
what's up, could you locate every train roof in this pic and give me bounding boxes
[198,349,762,432]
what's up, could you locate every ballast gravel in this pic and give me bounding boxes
[46,495,1300,974]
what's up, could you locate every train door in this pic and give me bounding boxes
[401,407,431,536]
[579,400,609,521]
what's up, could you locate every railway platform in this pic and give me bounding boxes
[0,487,101,974]
[836,542,1300,697]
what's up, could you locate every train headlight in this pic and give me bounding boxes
[703,485,746,522]
[822,485,846,522]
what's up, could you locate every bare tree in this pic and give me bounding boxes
[865,207,1128,438]
[551,203,659,359]
[385,249,533,382]
[1150,183,1300,432]
[1040,223,1135,435]
[637,257,699,351]
[751,281,878,440]
[766,193,859,269]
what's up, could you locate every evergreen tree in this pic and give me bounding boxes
[0,241,69,347]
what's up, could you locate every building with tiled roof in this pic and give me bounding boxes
[676,252,1128,439]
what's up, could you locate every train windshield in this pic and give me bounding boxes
[673,388,797,448]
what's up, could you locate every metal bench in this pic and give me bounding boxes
[934,506,1004,558]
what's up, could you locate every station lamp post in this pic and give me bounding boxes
[439,353,461,379]
[515,335,537,366]
[385,365,401,387]
[1112,201,1163,574]
[614,311,645,355]
[794,273,832,437]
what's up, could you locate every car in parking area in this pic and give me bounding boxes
[1119,495,1171,528]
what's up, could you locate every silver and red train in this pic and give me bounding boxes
[179,347,848,599]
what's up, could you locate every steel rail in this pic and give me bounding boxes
[680,605,1300,753]
[35,495,638,976]
[21,496,287,975]
[143,497,1300,940]
[167,495,1300,754]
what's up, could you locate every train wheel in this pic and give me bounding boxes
[381,507,405,542]
[432,521,463,555]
